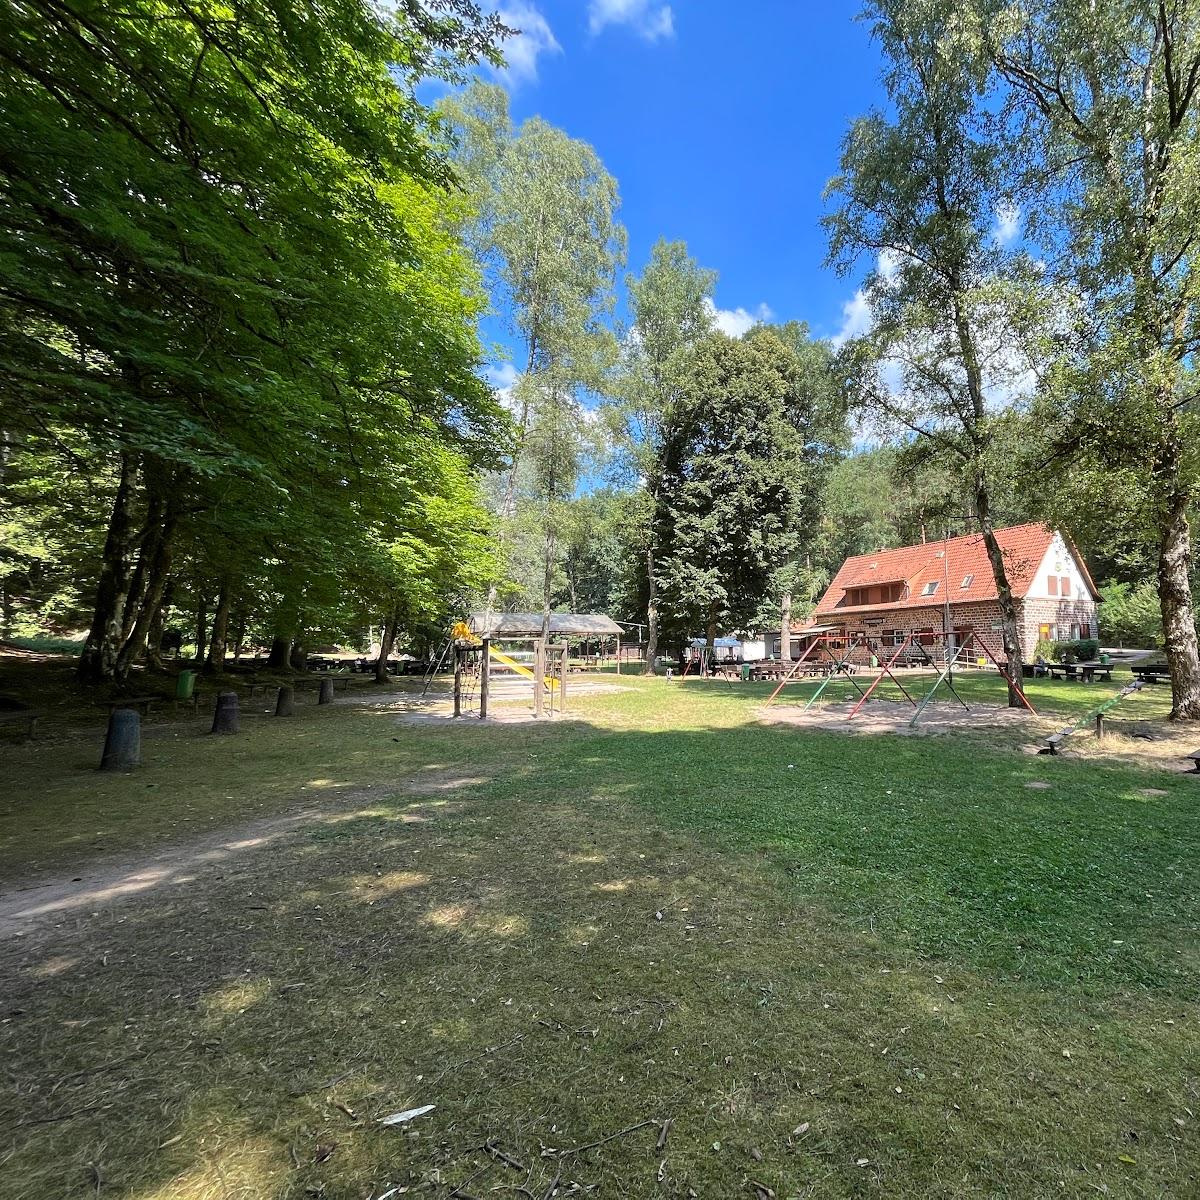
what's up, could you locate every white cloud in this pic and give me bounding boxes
[993,203,1021,246]
[588,0,674,41]
[704,298,773,339]
[496,2,561,85]
[831,289,872,349]
[484,362,520,413]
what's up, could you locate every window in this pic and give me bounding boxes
[1081,623,1091,639]
[1061,576,1072,597]
[1047,575,1058,596]
[960,574,973,589]
[892,629,905,646]
[922,581,940,596]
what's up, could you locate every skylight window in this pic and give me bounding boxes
[960,574,973,589]
[922,581,940,596]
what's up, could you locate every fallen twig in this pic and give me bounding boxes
[656,1119,672,1152]
[450,1161,492,1197]
[431,1034,526,1086]
[558,1119,659,1158]
[484,1140,525,1170]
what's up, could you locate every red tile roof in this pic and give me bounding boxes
[813,523,1094,616]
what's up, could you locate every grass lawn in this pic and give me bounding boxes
[1,670,1198,1198]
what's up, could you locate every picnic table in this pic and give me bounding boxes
[0,708,41,742]
[1131,663,1170,684]
[1042,661,1114,683]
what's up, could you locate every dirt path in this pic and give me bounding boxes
[0,767,487,940]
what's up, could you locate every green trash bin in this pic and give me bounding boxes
[740,663,751,682]
[175,670,197,700]
[870,654,879,669]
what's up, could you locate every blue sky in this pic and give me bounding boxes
[478,0,889,363]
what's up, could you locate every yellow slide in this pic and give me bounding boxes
[488,645,560,690]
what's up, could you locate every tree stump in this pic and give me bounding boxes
[318,678,334,705]
[100,707,141,771]
[275,684,294,717]
[211,690,240,734]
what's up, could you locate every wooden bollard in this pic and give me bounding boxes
[100,707,140,770]
[275,685,294,716]
[318,678,334,705]
[211,691,240,734]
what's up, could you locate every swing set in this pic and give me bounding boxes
[764,629,1035,727]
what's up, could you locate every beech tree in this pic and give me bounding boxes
[654,329,822,652]
[0,0,506,679]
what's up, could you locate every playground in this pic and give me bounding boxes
[2,651,1199,1199]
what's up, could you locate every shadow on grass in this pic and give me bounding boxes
[1,702,1198,1198]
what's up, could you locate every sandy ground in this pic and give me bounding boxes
[758,698,1200,774]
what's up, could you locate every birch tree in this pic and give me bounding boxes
[979,0,1200,718]
[824,0,1053,703]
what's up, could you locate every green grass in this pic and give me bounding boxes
[1,671,1198,1198]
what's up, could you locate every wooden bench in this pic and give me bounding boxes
[1132,666,1170,684]
[0,709,41,742]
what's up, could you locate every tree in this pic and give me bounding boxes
[0,0,506,679]
[824,0,1054,703]
[654,329,822,652]
[978,0,1200,718]
[604,239,716,671]
[439,82,626,633]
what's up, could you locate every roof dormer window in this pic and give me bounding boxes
[960,574,973,589]
[922,581,940,596]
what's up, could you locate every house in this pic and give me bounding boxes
[798,523,1099,664]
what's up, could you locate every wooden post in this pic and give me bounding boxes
[211,691,240,734]
[559,644,568,714]
[534,637,545,718]
[480,638,490,720]
[275,684,294,716]
[318,677,334,705]
[100,707,140,770]
[615,634,621,675]
[453,645,463,718]
[1095,712,1105,741]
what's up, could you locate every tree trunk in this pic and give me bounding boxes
[975,480,1023,707]
[643,544,659,676]
[232,610,247,660]
[267,634,290,670]
[146,578,174,669]
[204,576,232,674]
[289,639,306,671]
[79,451,139,682]
[780,591,792,662]
[376,606,399,683]
[541,521,555,643]
[1156,481,1200,719]
[114,498,179,681]
[194,594,208,666]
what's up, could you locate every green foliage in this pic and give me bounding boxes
[0,0,508,668]
[655,329,824,641]
[1098,581,1164,649]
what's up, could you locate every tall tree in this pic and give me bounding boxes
[604,239,716,671]
[824,0,1052,702]
[654,329,822,652]
[0,0,505,680]
[439,82,626,632]
[979,0,1200,718]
